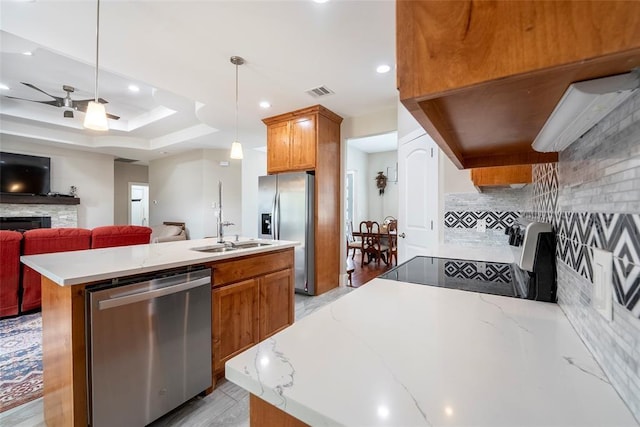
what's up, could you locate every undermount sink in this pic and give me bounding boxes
[231,242,272,249]
[190,241,272,253]
[190,245,239,253]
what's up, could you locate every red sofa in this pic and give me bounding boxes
[0,225,154,317]
[0,231,23,317]
[91,225,152,249]
[21,228,92,313]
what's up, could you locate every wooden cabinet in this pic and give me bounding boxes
[210,248,294,376]
[397,0,640,169]
[471,165,532,188]
[263,105,343,296]
[266,115,316,173]
[263,105,341,174]
[259,269,294,340]
[212,278,260,373]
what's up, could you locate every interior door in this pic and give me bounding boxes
[398,131,439,262]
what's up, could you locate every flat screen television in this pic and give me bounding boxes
[0,152,51,195]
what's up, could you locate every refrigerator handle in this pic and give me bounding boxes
[271,193,280,240]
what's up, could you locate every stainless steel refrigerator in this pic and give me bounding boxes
[258,172,315,295]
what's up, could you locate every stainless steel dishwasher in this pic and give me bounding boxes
[86,267,212,427]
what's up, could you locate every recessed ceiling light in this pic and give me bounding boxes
[128,84,140,92]
[313,0,330,3]
[0,84,9,90]
[376,64,391,74]
[22,51,33,56]
[259,101,271,109]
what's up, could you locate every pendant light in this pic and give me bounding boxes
[229,56,244,160]
[84,0,108,131]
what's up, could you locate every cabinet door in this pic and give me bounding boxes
[289,115,316,171]
[212,278,259,373]
[267,121,292,174]
[259,269,294,340]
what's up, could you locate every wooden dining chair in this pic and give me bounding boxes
[359,221,389,268]
[346,221,363,259]
[387,220,398,266]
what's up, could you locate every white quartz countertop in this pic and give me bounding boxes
[226,279,638,426]
[20,238,297,286]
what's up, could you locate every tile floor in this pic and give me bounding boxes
[0,285,355,427]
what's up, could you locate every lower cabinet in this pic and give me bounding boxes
[212,278,260,373]
[259,269,294,340]
[211,249,294,377]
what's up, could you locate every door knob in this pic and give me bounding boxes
[399,232,406,238]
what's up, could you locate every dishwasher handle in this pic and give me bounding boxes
[98,276,210,310]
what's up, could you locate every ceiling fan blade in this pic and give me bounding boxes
[21,82,61,100]
[106,112,120,120]
[5,96,60,106]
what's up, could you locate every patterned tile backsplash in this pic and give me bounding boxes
[444,188,529,246]
[526,90,640,420]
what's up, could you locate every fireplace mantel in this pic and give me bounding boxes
[0,194,80,205]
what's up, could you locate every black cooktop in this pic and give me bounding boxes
[379,256,523,298]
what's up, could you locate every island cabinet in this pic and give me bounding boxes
[210,249,294,376]
[397,0,640,169]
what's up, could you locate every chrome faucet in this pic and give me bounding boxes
[217,180,234,243]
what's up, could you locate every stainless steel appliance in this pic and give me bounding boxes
[506,217,557,302]
[86,267,212,427]
[259,172,315,295]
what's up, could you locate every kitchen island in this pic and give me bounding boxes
[21,237,297,427]
[226,277,639,426]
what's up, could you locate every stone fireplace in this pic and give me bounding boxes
[0,195,79,229]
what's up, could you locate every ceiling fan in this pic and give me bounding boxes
[5,82,120,120]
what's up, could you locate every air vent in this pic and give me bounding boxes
[305,85,334,98]
[114,157,139,163]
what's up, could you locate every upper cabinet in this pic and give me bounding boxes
[263,105,342,174]
[397,0,640,169]
[471,164,532,188]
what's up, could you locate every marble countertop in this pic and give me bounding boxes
[226,278,638,426]
[418,243,515,264]
[20,238,297,286]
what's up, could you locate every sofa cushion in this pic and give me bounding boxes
[0,231,23,318]
[22,228,92,313]
[91,225,152,249]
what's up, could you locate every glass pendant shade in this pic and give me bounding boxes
[84,101,109,131]
[230,141,244,159]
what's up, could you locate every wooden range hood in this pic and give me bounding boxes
[397,0,640,169]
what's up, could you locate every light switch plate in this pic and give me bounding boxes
[476,219,486,233]
[592,248,613,321]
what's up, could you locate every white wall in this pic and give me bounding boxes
[346,144,368,226]
[367,151,398,222]
[441,154,476,194]
[1,136,114,228]
[114,162,148,225]
[241,148,267,238]
[149,149,242,240]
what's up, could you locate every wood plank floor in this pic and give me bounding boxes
[348,251,394,287]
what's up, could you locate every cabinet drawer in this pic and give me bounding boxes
[211,249,294,288]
